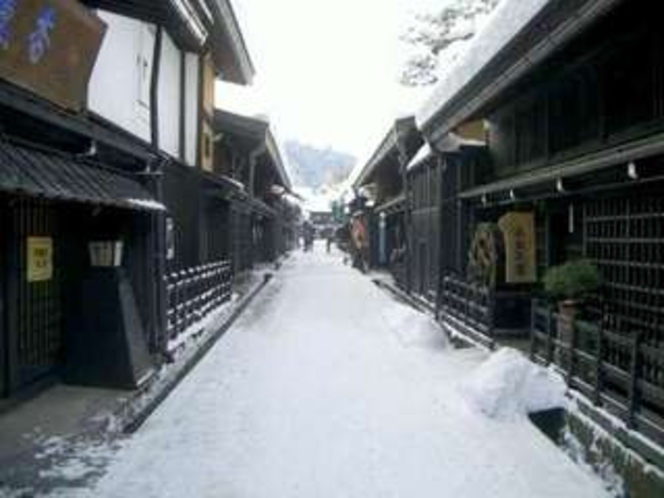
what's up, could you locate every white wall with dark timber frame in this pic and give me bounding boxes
[158,31,182,158]
[184,53,200,166]
[88,11,154,142]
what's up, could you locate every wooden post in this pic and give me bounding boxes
[143,159,168,353]
[399,144,413,295]
[0,200,6,396]
[567,316,577,386]
[465,281,472,333]
[593,318,604,406]
[487,288,496,350]
[529,298,537,360]
[546,304,555,365]
[6,200,20,394]
[627,330,642,429]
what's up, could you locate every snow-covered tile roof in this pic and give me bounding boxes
[416,0,551,129]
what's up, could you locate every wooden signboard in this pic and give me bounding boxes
[27,236,53,282]
[498,212,537,284]
[0,0,106,111]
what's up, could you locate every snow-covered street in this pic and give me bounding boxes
[54,247,609,497]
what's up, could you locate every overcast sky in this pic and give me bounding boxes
[217,0,437,163]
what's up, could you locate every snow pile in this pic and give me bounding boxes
[382,302,449,350]
[460,348,567,420]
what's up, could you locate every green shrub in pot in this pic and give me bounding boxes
[543,259,601,304]
[543,259,601,346]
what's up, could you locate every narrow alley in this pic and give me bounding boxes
[53,246,609,498]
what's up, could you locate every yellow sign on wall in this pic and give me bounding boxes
[498,212,536,284]
[27,237,53,282]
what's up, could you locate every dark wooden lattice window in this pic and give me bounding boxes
[584,194,664,416]
[549,66,601,154]
[514,94,547,166]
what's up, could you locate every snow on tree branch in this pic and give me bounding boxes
[399,0,501,87]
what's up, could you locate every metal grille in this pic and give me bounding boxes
[13,198,62,384]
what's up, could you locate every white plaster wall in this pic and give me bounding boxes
[88,11,153,142]
[184,53,200,166]
[158,32,181,158]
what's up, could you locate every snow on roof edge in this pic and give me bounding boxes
[406,142,432,171]
[416,0,552,130]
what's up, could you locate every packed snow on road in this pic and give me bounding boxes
[39,248,610,498]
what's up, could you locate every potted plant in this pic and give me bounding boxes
[543,259,601,343]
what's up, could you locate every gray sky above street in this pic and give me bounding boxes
[218,0,440,161]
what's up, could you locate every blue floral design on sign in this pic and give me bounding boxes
[0,0,17,49]
[28,5,56,64]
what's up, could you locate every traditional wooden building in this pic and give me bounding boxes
[0,0,256,402]
[418,0,664,447]
[213,109,295,272]
[405,134,487,305]
[353,117,422,286]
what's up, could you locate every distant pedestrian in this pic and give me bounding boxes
[303,221,315,252]
[337,224,351,264]
[351,215,368,272]
[325,228,334,253]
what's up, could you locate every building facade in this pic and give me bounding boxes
[0,0,293,404]
[352,117,422,287]
[414,0,663,451]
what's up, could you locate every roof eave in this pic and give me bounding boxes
[355,116,421,188]
[420,0,620,144]
[354,129,398,189]
[207,0,255,85]
[214,109,268,142]
[265,130,291,190]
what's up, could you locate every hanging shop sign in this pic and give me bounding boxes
[498,211,536,284]
[0,0,106,110]
[468,223,503,288]
[27,236,53,282]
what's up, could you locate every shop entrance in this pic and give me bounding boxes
[10,197,63,390]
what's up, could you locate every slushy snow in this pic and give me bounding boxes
[40,245,609,498]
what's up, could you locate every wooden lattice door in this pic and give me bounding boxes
[10,198,62,387]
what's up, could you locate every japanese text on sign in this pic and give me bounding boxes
[27,236,54,283]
